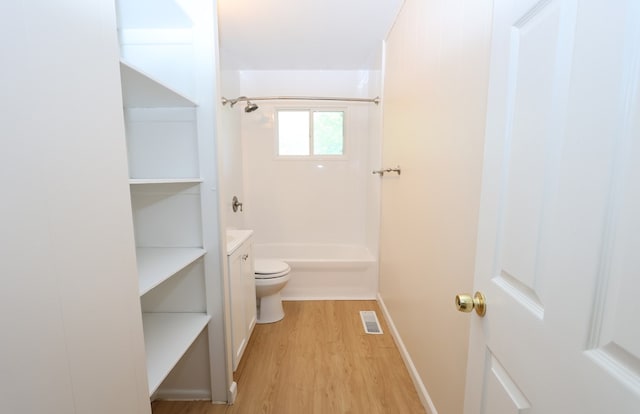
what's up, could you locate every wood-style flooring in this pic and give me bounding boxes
[152,300,425,414]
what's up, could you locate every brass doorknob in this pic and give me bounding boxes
[455,291,486,317]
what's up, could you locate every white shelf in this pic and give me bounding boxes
[129,178,203,185]
[142,312,210,395]
[120,60,197,108]
[137,247,206,295]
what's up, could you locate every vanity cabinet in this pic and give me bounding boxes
[227,231,256,371]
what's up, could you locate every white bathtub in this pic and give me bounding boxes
[252,243,378,300]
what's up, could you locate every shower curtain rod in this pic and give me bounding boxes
[221,95,380,106]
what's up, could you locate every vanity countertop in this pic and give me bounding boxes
[226,229,253,255]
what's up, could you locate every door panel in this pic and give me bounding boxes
[500,0,574,297]
[465,0,640,412]
[482,354,531,414]
[495,0,577,322]
[586,130,640,393]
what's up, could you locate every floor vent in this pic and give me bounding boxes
[360,310,383,334]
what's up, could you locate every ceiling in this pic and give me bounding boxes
[217,0,404,70]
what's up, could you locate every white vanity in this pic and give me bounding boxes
[226,230,257,371]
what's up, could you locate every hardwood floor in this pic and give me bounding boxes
[152,300,425,414]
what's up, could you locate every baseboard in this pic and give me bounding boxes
[228,381,237,404]
[376,293,439,414]
[152,388,211,401]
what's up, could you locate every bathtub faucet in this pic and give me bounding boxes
[232,196,243,212]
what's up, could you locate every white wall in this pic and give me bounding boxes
[219,69,246,230]
[378,1,493,413]
[0,1,150,413]
[367,69,383,257]
[238,70,380,248]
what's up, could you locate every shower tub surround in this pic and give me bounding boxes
[253,243,377,300]
[235,71,383,301]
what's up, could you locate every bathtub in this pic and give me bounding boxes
[252,243,378,300]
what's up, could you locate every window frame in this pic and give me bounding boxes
[274,106,348,160]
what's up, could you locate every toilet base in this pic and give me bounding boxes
[257,292,285,324]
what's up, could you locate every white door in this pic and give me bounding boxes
[463,0,640,413]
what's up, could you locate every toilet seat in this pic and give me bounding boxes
[255,259,290,279]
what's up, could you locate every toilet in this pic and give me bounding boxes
[254,259,291,324]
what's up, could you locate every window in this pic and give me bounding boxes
[277,109,345,156]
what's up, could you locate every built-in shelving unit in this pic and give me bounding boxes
[115,0,219,399]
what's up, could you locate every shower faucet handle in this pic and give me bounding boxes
[372,165,402,176]
[232,196,243,212]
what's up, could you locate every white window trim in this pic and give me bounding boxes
[274,106,348,160]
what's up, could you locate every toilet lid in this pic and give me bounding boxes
[255,259,290,278]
